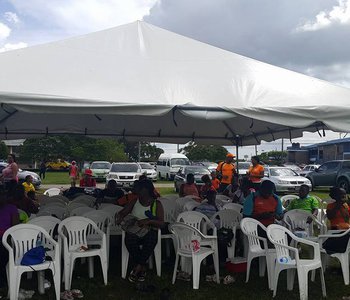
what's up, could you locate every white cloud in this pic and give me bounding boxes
[4,12,20,24]
[0,22,11,40]
[0,42,27,53]
[297,0,350,31]
[9,0,157,34]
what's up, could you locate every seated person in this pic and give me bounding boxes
[200,174,216,199]
[22,175,35,195]
[211,171,220,191]
[286,185,319,217]
[195,190,220,219]
[79,169,96,187]
[8,184,39,217]
[116,179,164,283]
[98,179,124,204]
[179,173,200,199]
[230,177,255,204]
[243,180,283,227]
[139,174,160,198]
[326,187,350,230]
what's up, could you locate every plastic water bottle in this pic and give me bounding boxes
[279,256,289,264]
[36,239,43,247]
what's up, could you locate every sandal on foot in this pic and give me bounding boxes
[223,275,235,285]
[71,289,84,298]
[128,270,138,283]
[60,291,74,300]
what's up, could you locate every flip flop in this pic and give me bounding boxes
[71,289,84,298]
[60,291,74,300]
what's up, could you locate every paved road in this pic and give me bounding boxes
[40,182,174,190]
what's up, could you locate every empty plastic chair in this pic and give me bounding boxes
[37,206,66,220]
[70,206,95,216]
[223,203,243,213]
[43,188,61,196]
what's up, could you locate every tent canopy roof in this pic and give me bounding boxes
[0,21,349,145]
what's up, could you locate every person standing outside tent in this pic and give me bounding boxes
[247,156,264,190]
[68,161,79,187]
[39,160,46,180]
[216,153,236,193]
[0,154,19,193]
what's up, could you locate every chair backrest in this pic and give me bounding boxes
[99,204,123,221]
[49,195,70,203]
[283,209,314,235]
[58,216,99,251]
[37,205,66,220]
[70,195,96,207]
[37,194,51,203]
[83,210,111,234]
[216,194,232,203]
[176,197,193,214]
[280,194,298,208]
[222,203,243,213]
[211,209,242,229]
[66,202,90,213]
[177,211,214,234]
[158,197,177,223]
[70,206,95,216]
[170,222,204,255]
[163,194,179,201]
[28,216,60,238]
[43,188,61,196]
[240,218,268,252]
[183,200,201,212]
[41,201,67,208]
[266,224,295,263]
[2,224,55,265]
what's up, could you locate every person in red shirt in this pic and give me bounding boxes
[211,171,220,191]
[179,173,200,200]
[69,161,79,187]
[326,187,350,230]
[79,169,96,187]
[200,174,216,199]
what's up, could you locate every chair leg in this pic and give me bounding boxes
[52,266,61,300]
[339,254,350,285]
[286,268,295,291]
[37,271,45,295]
[11,272,21,300]
[273,267,282,298]
[266,253,276,290]
[320,267,327,297]
[192,256,201,289]
[88,257,94,279]
[246,254,252,283]
[172,254,180,284]
[67,258,76,291]
[121,233,129,279]
[213,252,220,284]
[259,256,266,277]
[297,268,308,300]
[99,254,108,286]
[64,261,71,291]
[154,241,162,277]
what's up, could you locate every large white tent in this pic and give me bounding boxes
[0,21,349,145]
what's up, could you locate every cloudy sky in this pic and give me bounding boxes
[1,0,349,157]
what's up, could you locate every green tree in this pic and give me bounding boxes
[123,141,164,161]
[181,142,228,162]
[0,141,8,159]
[258,150,287,165]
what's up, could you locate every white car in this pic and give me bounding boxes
[236,162,252,176]
[90,161,111,181]
[262,166,312,193]
[106,162,142,189]
[139,162,157,181]
[299,164,320,177]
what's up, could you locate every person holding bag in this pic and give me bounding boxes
[116,179,164,283]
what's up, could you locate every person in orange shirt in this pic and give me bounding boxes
[326,187,350,230]
[247,156,265,191]
[216,153,236,193]
[211,171,220,191]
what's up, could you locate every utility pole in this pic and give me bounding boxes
[138,142,141,162]
[281,138,284,163]
[255,145,258,156]
[177,144,180,153]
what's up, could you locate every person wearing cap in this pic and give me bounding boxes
[247,156,265,190]
[79,168,96,187]
[216,153,236,193]
[68,161,79,187]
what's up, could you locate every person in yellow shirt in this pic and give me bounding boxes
[216,153,236,193]
[247,156,265,190]
[22,175,35,194]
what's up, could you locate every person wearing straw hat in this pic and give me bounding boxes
[216,153,236,193]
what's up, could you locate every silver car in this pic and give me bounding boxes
[299,164,320,177]
[139,162,157,181]
[262,166,312,193]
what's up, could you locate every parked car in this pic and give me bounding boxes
[174,166,210,192]
[236,162,252,176]
[283,164,302,174]
[46,159,70,170]
[262,166,312,193]
[0,162,42,189]
[106,162,142,189]
[196,161,218,173]
[306,160,350,192]
[157,153,190,180]
[139,162,157,181]
[90,161,111,182]
[299,164,320,177]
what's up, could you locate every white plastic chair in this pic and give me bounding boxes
[318,228,350,285]
[170,222,219,289]
[43,188,61,196]
[58,217,108,290]
[66,202,89,215]
[37,205,66,220]
[267,224,326,300]
[99,205,123,235]
[177,211,217,236]
[163,194,179,201]
[49,195,70,204]
[211,210,242,260]
[216,194,232,203]
[240,218,276,290]
[183,200,201,211]
[223,203,243,213]
[41,201,67,208]
[2,224,60,300]
[159,197,177,223]
[70,195,96,207]
[283,209,323,238]
[98,203,115,209]
[70,206,95,216]
[28,216,60,239]
[175,197,193,214]
[280,194,298,208]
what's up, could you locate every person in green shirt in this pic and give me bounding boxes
[286,184,319,217]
